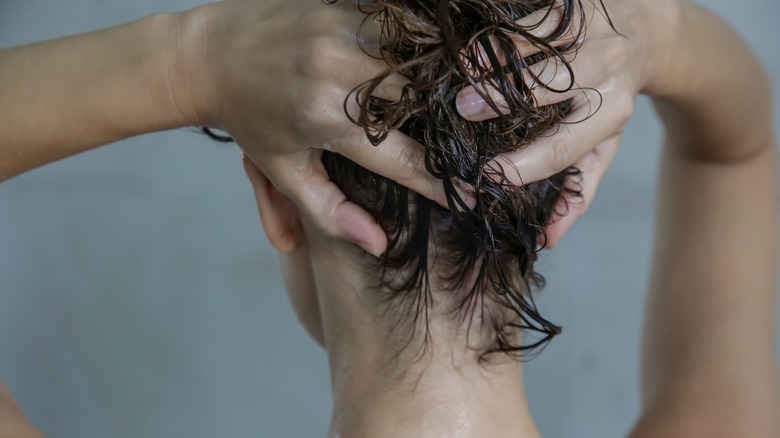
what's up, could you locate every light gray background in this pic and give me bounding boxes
[1,0,778,437]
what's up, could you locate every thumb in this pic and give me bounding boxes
[262,151,388,257]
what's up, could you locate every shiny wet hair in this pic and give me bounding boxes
[322,0,607,359]
[207,0,604,359]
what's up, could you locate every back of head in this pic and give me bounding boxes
[322,0,584,359]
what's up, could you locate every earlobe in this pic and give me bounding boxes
[241,155,303,253]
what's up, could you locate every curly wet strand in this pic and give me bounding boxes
[323,0,599,360]
[205,0,613,360]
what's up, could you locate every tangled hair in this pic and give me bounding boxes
[322,0,598,359]
[205,0,607,359]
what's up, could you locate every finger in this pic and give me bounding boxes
[456,0,589,120]
[455,82,510,121]
[265,152,388,256]
[331,129,464,209]
[324,48,409,101]
[456,52,581,121]
[322,41,410,104]
[363,69,413,103]
[523,53,604,108]
[508,4,584,58]
[542,134,620,248]
[460,4,582,65]
[522,52,577,99]
[495,87,632,185]
[353,7,383,46]
[302,54,452,208]
[307,29,407,103]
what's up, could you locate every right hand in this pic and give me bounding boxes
[454,0,679,247]
[170,0,445,256]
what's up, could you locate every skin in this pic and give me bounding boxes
[0,0,777,437]
[243,1,780,437]
[456,0,681,247]
[630,4,780,435]
[244,154,543,438]
[0,0,448,257]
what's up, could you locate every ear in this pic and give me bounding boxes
[242,155,303,252]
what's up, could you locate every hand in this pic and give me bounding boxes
[454,0,678,246]
[171,0,444,256]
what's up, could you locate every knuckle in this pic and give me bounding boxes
[546,140,572,172]
[318,218,340,238]
[396,145,425,182]
[293,83,344,136]
[308,200,339,238]
[425,179,443,204]
[320,203,350,239]
[611,92,635,126]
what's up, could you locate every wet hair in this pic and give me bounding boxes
[323,0,594,359]
[206,0,604,359]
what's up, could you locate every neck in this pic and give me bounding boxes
[327,339,541,438]
[305,236,541,438]
[318,279,540,438]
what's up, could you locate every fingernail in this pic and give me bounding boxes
[456,90,486,118]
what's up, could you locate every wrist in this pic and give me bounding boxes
[93,11,201,135]
[165,3,225,129]
[0,12,201,179]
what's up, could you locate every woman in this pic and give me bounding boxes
[241,1,780,436]
[1,0,778,436]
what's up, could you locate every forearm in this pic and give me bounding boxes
[0,12,192,181]
[635,3,780,435]
[639,139,779,436]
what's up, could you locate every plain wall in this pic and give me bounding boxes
[1,0,778,437]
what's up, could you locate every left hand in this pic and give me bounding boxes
[172,0,447,256]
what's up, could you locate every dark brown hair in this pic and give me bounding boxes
[322,0,594,358]
[205,0,604,359]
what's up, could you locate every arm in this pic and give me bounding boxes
[452,0,776,247]
[0,1,447,433]
[630,3,780,437]
[0,13,186,181]
[0,0,450,256]
[0,14,185,438]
